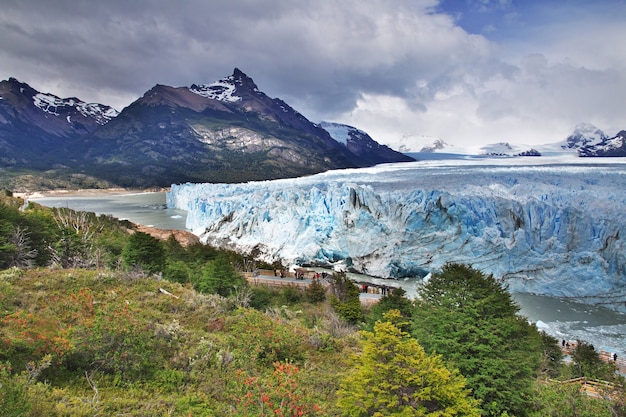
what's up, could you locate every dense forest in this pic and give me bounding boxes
[0,191,624,416]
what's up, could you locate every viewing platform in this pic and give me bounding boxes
[242,269,388,305]
[560,340,626,375]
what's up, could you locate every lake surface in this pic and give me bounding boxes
[32,190,626,357]
[32,192,188,230]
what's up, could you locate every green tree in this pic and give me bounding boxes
[337,310,481,416]
[163,233,185,260]
[305,278,327,303]
[121,231,165,274]
[329,272,362,324]
[195,255,247,296]
[0,202,57,268]
[411,263,542,417]
[538,331,564,379]
[365,287,413,332]
[570,340,618,381]
[164,259,192,284]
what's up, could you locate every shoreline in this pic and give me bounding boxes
[14,187,168,200]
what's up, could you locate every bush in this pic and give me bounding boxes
[0,362,31,417]
[65,293,161,381]
[328,273,362,324]
[164,260,192,284]
[304,279,327,303]
[227,309,306,368]
[248,286,275,310]
[281,284,302,304]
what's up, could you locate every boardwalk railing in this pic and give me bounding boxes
[241,271,383,304]
[556,377,619,399]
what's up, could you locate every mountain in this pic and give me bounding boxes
[561,122,608,151]
[0,70,412,187]
[539,123,626,157]
[399,123,625,158]
[395,133,452,153]
[319,121,414,165]
[578,130,626,157]
[397,134,541,157]
[417,138,451,153]
[79,69,412,186]
[0,77,118,168]
[478,142,541,157]
[168,158,626,312]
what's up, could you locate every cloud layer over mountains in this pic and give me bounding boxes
[1,0,625,150]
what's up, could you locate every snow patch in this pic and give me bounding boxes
[33,92,118,124]
[189,77,242,103]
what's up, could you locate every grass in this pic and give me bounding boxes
[0,267,355,416]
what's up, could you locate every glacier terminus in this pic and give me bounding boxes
[167,155,626,312]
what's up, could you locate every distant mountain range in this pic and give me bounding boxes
[0,69,412,188]
[405,122,626,157]
[2,69,623,190]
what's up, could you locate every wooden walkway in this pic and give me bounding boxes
[242,269,384,305]
[560,340,626,375]
[556,377,619,399]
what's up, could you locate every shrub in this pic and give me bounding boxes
[194,255,247,297]
[281,284,302,304]
[248,285,275,310]
[304,279,327,303]
[232,362,325,416]
[227,309,306,368]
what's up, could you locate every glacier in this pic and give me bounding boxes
[167,155,626,311]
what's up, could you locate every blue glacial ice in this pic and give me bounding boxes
[167,156,626,311]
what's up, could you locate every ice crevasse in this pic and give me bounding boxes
[167,160,626,311]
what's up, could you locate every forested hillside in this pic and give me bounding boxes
[0,192,624,416]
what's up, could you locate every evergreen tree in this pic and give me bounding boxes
[304,278,327,303]
[337,310,481,416]
[365,287,413,332]
[121,231,165,274]
[538,331,563,379]
[195,255,247,296]
[570,340,619,381]
[411,263,542,417]
[329,272,362,323]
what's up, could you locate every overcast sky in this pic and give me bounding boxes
[1,0,625,151]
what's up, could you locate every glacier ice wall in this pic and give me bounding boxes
[167,158,626,310]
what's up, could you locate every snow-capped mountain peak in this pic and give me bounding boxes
[0,77,119,132]
[189,78,242,103]
[319,121,366,145]
[320,121,415,164]
[419,138,450,152]
[396,133,455,153]
[189,68,261,103]
[579,130,626,157]
[33,92,119,125]
[563,122,608,150]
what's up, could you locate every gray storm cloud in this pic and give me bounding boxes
[1,0,625,149]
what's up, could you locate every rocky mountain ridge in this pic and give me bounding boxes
[0,69,412,188]
[0,77,119,168]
